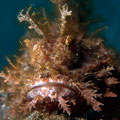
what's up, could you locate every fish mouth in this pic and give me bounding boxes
[26,82,79,100]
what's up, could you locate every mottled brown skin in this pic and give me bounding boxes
[0,1,120,120]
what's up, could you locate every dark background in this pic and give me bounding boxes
[0,0,120,70]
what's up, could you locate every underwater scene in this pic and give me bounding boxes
[0,0,120,120]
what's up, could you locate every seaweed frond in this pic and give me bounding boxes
[18,6,44,37]
[58,97,71,115]
[105,77,119,86]
[59,4,72,35]
[96,66,114,77]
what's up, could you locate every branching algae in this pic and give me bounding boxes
[0,0,120,120]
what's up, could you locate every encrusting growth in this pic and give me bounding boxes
[0,1,120,120]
